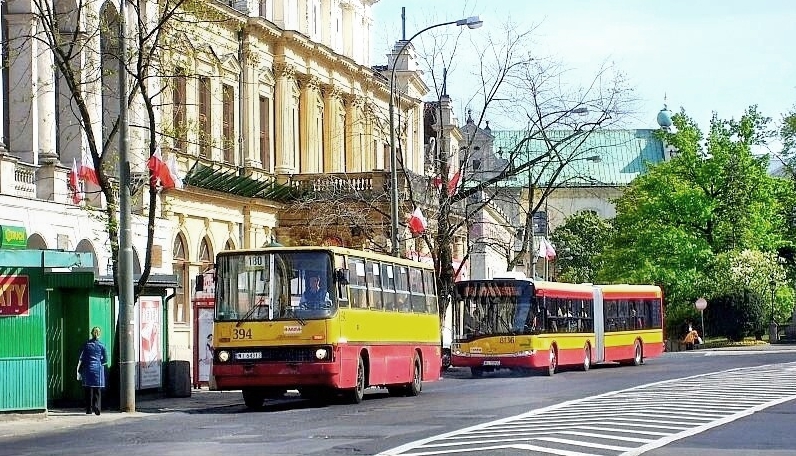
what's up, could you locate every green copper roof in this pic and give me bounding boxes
[492,129,666,187]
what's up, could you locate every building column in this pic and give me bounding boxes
[299,76,322,173]
[274,63,296,175]
[344,95,363,172]
[6,12,56,164]
[322,86,342,173]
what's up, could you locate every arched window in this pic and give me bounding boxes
[199,237,213,271]
[173,234,189,324]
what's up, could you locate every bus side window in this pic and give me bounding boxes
[347,257,368,309]
[395,266,410,312]
[381,264,397,311]
[408,267,424,312]
[422,269,437,314]
[366,261,383,310]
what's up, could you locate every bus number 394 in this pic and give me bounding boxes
[499,336,515,344]
[233,328,253,340]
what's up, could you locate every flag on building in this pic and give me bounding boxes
[69,158,82,204]
[148,149,182,189]
[408,207,428,235]
[166,153,184,189]
[79,152,100,185]
[447,170,461,196]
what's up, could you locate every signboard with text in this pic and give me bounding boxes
[0,275,30,316]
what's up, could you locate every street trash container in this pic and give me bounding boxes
[167,360,192,398]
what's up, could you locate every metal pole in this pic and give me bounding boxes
[700,309,705,340]
[388,19,474,257]
[118,0,136,413]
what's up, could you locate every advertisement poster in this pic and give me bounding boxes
[138,296,163,389]
[0,275,30,316]
[197,307,214,383]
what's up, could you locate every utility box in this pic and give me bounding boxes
[166,360,192,398]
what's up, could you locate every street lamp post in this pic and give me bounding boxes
[769,278,777,343]
[388,16,483,256]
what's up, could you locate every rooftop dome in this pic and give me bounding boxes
[657,104,673,128]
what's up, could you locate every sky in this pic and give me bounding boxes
[370,0,796,146]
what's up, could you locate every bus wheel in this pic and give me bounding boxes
[345,355,366,404]
[632,341,643,366]
[547,347,558,376]
[470,367,484,378]
[242,389,265,409]
[407,355,422,396]
[581,345,592,372]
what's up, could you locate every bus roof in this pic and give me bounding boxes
[597,284,663,299]
[216,245,435,270]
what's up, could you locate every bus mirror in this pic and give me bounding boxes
[336,268,350,285]
[195,274,204,292]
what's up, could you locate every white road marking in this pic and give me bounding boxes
[379,362,796,456]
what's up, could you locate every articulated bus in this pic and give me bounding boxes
[451,275,664,376]
[209,246,441,407]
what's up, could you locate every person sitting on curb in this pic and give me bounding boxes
[683,327,701,350]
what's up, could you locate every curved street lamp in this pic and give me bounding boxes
[388,16,483,256]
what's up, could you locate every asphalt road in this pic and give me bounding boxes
[1,347,795,456]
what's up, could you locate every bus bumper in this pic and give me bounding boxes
[213,362,340,390]
[451,353,538,369]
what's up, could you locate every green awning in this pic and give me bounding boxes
[184,162,302,202]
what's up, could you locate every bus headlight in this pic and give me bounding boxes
[315,348,328,360]
[217,350,230,362]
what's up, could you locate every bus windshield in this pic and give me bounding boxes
[215,250,336,322]
[454,281,533,338]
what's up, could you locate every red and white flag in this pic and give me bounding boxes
[447,170,461,196]
[69,158,82,204]
[166,153,183,189]
[79,151,100,185]
[537,238,556,260]
[148,149,182,190]
[408,207,428,235]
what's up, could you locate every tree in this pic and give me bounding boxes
[550,212,612,283]
[599,106,790,322]
[281,18,633,312]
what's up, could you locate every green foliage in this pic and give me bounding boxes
[599,106,791,321]
[550,212,612,283]
[782,107,796,157]
[708,290,765,342]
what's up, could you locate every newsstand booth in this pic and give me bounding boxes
[0,238,95,412]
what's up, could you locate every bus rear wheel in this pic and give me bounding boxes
[632,341,643,366]
[470,367,484,378]
[407,355,422,396]
[581,345,592,372]
[547,347,558,376]
[242,388,265,409]
[344,355,366,404]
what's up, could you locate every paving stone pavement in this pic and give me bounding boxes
[0,388,244,439]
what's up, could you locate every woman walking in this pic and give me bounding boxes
[77,326,108,415]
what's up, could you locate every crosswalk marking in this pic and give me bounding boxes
[379,362,796,456]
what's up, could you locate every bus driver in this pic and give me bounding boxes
[300,275,331,310]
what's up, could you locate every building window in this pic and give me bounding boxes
[173,68,187,152]
[222,83,235,163]
[259,95,271,170]
[198,76,211,158]
[199,237,213,270]
[173,234,189,325]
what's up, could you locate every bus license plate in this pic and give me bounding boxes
[483,360,500,366]
[235,352,262,360]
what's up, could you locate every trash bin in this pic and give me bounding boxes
[167,360,192,398]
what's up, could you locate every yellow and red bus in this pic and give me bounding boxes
[209,246,441,407]
[450,275,664,376]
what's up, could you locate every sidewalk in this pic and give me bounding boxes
[0,388,243,439]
